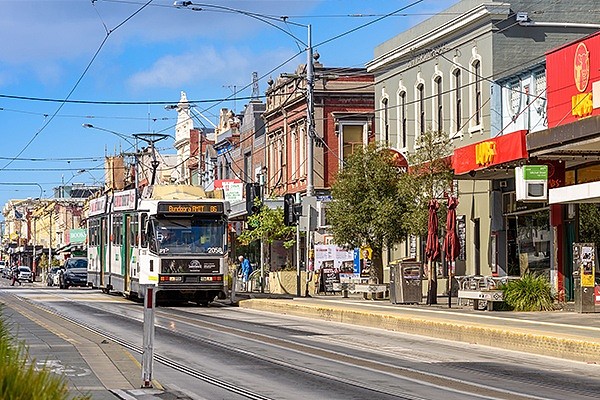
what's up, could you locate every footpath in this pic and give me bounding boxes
[238,292,600,364]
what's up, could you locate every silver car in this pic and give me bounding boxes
[17,266,33,283]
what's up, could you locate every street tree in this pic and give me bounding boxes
[328,143,408,283]
[398,128,454,304]
[237,200,296,271]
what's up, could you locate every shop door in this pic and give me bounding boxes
[565,220,575,301]
[506,217,519,276]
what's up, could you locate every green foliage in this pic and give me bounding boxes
[328,143,408,253]
[398,129,454,236]
[0,306,90,400]
[238,199,296,249]
[38,254,61,270]
[501,274,555,311]
[579,203,600,246]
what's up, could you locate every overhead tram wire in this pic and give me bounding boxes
[0,0,155,172]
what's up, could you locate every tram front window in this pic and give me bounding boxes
[151,217,226,255]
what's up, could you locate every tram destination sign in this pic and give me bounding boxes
[157,202,224,214]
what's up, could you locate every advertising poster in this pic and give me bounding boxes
[314,244,357,280]
[359,246,373,279]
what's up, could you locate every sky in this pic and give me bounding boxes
[0,0,458,213]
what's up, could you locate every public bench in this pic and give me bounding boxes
[332,282,389,299]
[457,289,505,311]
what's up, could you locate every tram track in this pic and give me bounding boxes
[8,289,600,400]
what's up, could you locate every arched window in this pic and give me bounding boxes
[453,69,462,133]
[381,97,389,144]
[434,75,443,133]
[473,59,482,126]
[399,91,407,148]
[417,83,425,136]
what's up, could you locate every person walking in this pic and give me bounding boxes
[11,267,21,286]
[238,255,252,292]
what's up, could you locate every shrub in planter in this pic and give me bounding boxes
[501,274,555,312]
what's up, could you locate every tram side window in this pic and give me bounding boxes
[141,213,148,248]
[130,216,139,246]
[113,215,123,245]
[88,219,99,246]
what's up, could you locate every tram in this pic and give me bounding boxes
[87,185,230,305]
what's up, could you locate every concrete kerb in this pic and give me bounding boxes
[238,298,600,363]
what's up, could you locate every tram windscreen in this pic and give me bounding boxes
[150,217,226,256]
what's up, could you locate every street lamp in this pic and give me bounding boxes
[82,123,136,148]
[173,1,316,196]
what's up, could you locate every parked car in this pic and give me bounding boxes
[17,266,33,283]
[46,267,62,286]
[59,258,88,289]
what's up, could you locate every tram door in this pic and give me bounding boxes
[101,216,108,287]
[123,214,132,293]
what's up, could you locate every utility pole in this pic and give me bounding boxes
[306,24,315,197]
[133,133,170,186]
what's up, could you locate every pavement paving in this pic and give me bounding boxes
[238,292,600,364]
[4,278,600,399]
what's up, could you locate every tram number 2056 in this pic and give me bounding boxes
[206,247,223,254]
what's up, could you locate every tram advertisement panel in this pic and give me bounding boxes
[161,258,220,274]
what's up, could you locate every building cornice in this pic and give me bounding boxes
[366,2,510,72]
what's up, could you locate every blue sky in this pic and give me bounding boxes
[0,0,458,211]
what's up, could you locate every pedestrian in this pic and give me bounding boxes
[238,255,252,291]
[11,267,21,286]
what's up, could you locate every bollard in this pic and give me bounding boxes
[141,285,156,388]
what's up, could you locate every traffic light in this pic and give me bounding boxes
[245,183,262,216]
[284,194,296,226]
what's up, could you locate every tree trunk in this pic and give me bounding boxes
[426,260,438,304]
[370,247,384,284]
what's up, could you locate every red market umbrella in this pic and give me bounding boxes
[425,199,440,262]
[443,196,460,307]
[443,196,460,264]
[425,199,440,304]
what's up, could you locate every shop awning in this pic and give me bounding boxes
[549,181,600,204]
[527,116,600,162]
[452,130,528,177]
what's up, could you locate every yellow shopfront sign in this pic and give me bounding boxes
[475,141,496,167]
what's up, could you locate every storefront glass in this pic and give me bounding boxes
[515,210,551,277]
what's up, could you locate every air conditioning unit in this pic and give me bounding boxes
[515,165,548,202]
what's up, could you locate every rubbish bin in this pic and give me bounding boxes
[390,261,422,304]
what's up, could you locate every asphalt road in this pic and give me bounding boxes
[2,283,600,400]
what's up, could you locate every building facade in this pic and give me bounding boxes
[366,0,600,287]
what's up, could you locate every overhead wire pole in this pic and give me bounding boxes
[305,24,315,197]
[133,133,171,186]
[174,0,316,296]
[173,1,315,197]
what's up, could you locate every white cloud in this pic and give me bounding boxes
[126,46,296,91]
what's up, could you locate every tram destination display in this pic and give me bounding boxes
[157,202,224,214]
